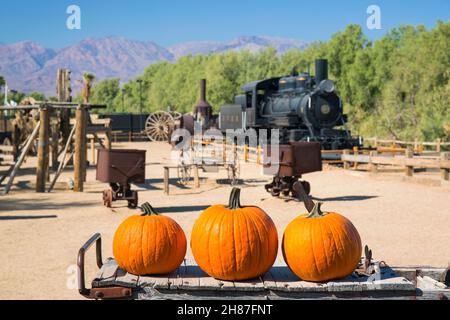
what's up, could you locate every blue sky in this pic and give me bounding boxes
[0,0,448,48]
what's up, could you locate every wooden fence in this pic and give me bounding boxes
[191,139,450,182]
[366,137,450,153]
[342,149,450,182]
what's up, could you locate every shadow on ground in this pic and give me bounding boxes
[153,205,210,214]
[312,195,378,202]
[0,215,58,221]
[0,198,99,212]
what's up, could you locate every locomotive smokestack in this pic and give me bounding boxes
[200,79,207,102]
[194,79,213,121]
[315,59,328,84]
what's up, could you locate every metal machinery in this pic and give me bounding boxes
[174,80,239,185]
[219,59,362,150]
[264,141,322,198]
[96,149,146,208]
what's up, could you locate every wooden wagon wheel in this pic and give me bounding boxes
[145,112,174,142]
[171,111,182,121]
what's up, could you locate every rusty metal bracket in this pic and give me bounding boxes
[78,233,103,298]
[78,234,135,300]
[355,245,387,277]
[89,287,133,300]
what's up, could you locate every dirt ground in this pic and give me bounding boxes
[0,141,449,300]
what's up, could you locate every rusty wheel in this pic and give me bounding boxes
[103,189,113,208]
[145,111,174,142]
[128,191,138,209]
[227,157,240,185]
[177,165,192,185]
[171,111,182,121]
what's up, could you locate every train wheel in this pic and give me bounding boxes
[128,192,138,209]
[270,189,281,197]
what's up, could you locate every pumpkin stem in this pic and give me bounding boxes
[307,202,325,218]
[141,202,159,216]
[228,187,242,209]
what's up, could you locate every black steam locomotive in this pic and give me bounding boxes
[218,59,361,149]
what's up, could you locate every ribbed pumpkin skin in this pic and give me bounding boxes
[191,204,278,281]
[282,212,362,282]
[113,215,187,276]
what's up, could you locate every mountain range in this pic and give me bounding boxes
[0,36,309,96]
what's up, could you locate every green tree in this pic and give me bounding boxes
[90,78,120,113]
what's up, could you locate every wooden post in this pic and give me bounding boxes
[374,136,378,149]
[106,128,112,149]
[343,149,350,170]
[36,106,50,193]
[414,138,419,153]
[369,151,378,173]
[90,137,96,165]
[2,122,41,195]
[244,144,249,163]
[194,165,200,188]
[12,123,20,161]
[441,152,449,181]
[164,167,170,195]
[48,124,76,193]
[436,138,441,153]
[257,145,261,165]
[222,139,227,163]
[405,148,414,177]
[57,69,72,146]
[51,124,59,172]
[74,105,87,192]
[353,146,359,170]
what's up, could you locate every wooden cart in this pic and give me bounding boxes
[78,234,449,300]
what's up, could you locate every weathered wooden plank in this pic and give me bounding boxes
[182,259,227,291]
[138,274,170,290]
[91,258,421,296]
[168,267,182,290]
[233,277,265,292]
[179,259,204,290]
[269,266,328,293]
[262,269,278,290]
[327,275,366,293]
[93,259,119,288]
[342,154,450,170]
[0,145,14,153]
[114,269,139,288]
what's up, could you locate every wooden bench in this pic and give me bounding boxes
[78,234,449,300]
[83,258,428,300]
[163,165,200,195]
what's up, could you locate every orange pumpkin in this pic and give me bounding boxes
[113,203,187,276]
[282,202,362,282]
[191,188,278,281]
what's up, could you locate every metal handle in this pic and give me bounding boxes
[77,233,103,297]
